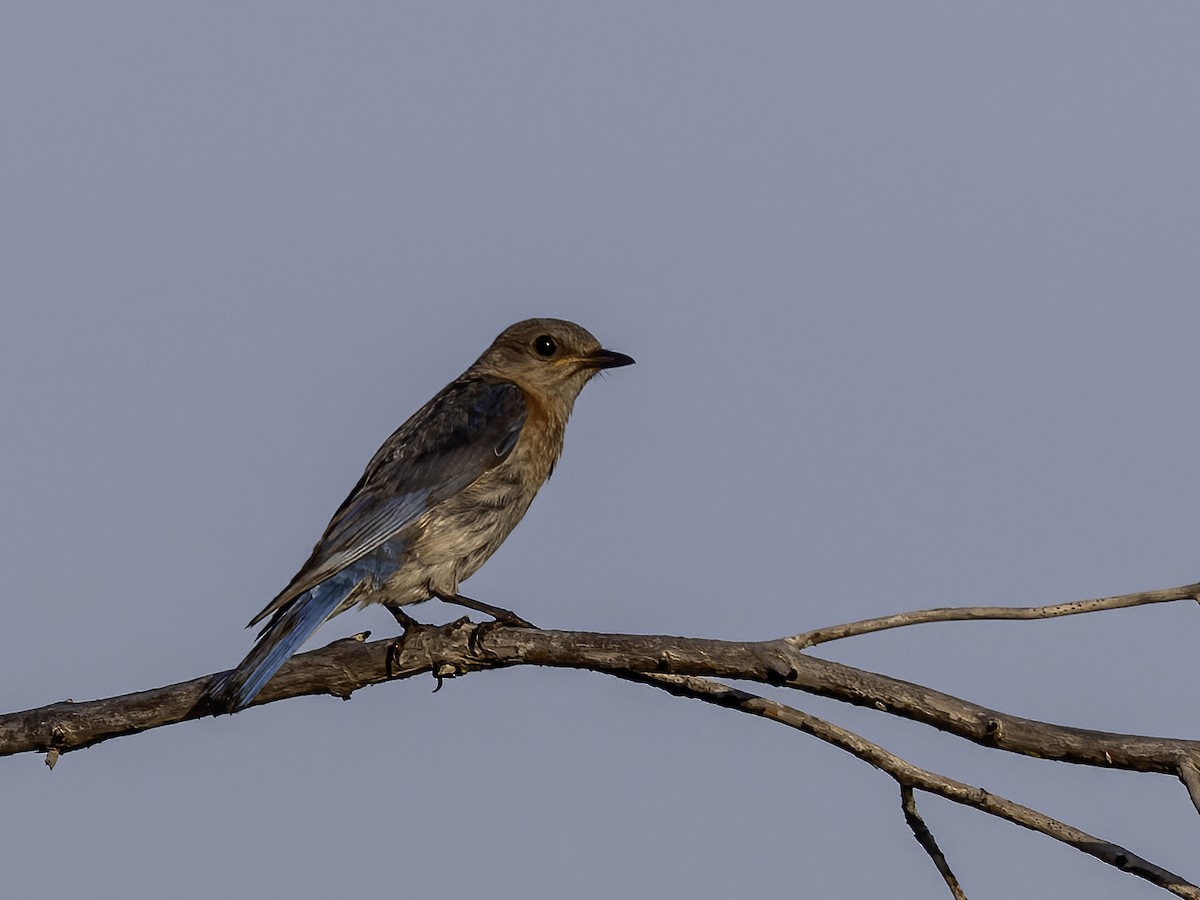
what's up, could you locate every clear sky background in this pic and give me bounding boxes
[3,4,1199,898]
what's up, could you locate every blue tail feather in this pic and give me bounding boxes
[210,574,356,712]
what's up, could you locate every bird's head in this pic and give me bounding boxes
[471,318,634,409]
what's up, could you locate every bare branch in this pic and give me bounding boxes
[5,622,1200,780]
[5,608,1200,895]
[900,785,968,900]
[613,671,1199,898]
[497,628,1200,777]
[790,582,1200,648]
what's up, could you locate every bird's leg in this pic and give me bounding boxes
[386,604,423,631]
[433,592,536,629]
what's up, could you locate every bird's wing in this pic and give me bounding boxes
[248,378,527,627]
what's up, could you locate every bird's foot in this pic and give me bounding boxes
[434,592,537,629]
[385,605,430,678]
[491,609,536,629]
[467,617,509,657]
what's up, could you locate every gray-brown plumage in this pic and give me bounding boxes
[209,318,633,712]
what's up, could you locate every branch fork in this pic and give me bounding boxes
[4,582,1199,897]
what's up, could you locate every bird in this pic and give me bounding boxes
[207,317,634,713]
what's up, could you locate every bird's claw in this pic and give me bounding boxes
[494,610,536,629]
[385,635,405,679]
[467,616,531,656]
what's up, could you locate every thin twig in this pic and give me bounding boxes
[901,785,968,900]
[615,671,1200,899]
[790,583,1200,648]
[1179,756,1200,817]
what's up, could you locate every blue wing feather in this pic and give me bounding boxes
[251,379,526,623]
[209,378,526,712]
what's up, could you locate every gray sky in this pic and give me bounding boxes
[3,4,1199,898]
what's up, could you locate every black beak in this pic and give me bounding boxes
[586,348,636,370]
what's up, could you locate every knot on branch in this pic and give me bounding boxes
[763,648,799,686]
[984,717,1005,744]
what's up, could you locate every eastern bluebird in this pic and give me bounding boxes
[208,318,633,712]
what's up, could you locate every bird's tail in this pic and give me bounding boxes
[207,577,355,713]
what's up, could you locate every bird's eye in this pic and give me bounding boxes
[534,335,557,357]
